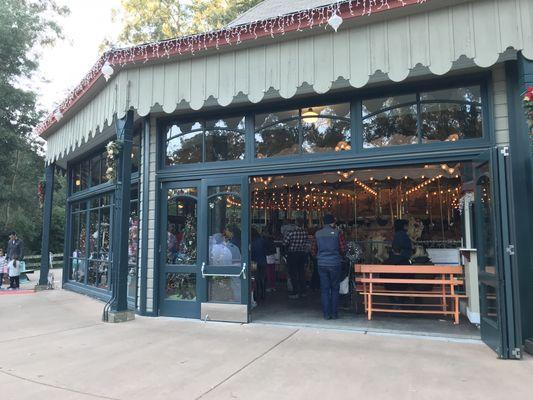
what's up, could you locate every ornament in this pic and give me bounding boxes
[105,140,123,182]
[101,61,114,81]
[328,13,343,32]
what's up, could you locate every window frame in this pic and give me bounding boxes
[158,74,492,174]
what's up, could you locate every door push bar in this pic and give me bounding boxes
[201,262,247,279]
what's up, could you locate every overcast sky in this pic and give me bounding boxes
[35,0,121,111]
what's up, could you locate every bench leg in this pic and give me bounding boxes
[368,278,373,321]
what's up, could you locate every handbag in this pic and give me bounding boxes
[339,275,349,294]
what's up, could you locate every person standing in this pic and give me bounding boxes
[251,228,268,301]
[6,232,23,261]
[391,219,413,264]
[8,256,20,290]
[311,214,346,320]
[283,217,309,299]
[0,249,6,289]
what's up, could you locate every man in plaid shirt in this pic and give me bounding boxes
[283,217,309,299]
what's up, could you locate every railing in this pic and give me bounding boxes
[23,253,64,270]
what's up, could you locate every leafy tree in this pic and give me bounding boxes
[113,0,189,45]
[188,0,263,33]
[110,0,263,47]
[0,0,68,255]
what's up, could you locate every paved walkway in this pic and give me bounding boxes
[1,285,532,400]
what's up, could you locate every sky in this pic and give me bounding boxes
[35,0,122,112]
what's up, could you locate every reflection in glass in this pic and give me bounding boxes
[420,86,481,103]
[421,103,482,142]
[167,189,197,265]
[208,277,241,303]
[363,104,418,148]
[166,130,203,165]
[128,187,140,300]
[208,188,242,266]
[165,273,197,301]
[478,170,496,275]
[131,133,141,173]
[255,110,299,158]
[205,129,245,162]
[302,119,351,153]
[481,284,498,326]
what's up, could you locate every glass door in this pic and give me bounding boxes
[474,148,517,357]
[159,181,202,318]
[200,176,250,323]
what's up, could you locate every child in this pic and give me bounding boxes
[8,256,20,290]
[0,249,6,289]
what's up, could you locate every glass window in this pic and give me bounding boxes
[362,86,484,148]
[363,104,418,148]
[208,186,242,267]
[131,131,141,173]
[165,273,197,301]
[90,155,102,187]
[208,277,241,303]
[167,188,198,265]
[205,117,245,162]
[128,186,140,300]
[165,117,246,166]
[69,194,113,290]
[420,86,481,103]
[421,102,482,143]
[255,103,352,158]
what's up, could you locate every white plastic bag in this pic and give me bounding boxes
[339,276,349,294]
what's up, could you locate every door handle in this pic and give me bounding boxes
[200,261,247,279]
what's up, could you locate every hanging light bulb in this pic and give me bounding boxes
[327,12,343,32]
[101,61,114,81]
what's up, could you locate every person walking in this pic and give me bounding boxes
[283,217,309,299]
[8,256,20,290]
[311,214,346,320]
[6,232,23,261]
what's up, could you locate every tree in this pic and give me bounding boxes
[110,0,263,47]
[113,0,189,45]
[0,0,68,254]
[188,0,263,33]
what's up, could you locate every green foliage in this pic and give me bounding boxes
[0,0,68,255]
[111,0,263,47]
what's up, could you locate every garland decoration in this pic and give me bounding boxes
[523,86,533,131]
[105,140,123,182]
[37,179,46,208]
[35,0,426,136]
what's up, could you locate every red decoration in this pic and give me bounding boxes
[523,86,533,130]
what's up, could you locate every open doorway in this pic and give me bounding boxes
[249,162,481,339]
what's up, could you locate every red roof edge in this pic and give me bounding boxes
[37,0,426,137]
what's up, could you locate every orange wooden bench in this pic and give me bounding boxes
[354,264,467,324]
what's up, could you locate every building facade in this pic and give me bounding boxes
[37,0,533,358]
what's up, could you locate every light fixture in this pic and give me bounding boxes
[101,61,114,81]
[54,110,63,121]
[75,179,81,187]
[302,108,319,124]
[327,12,343,32]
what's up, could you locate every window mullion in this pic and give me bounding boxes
[416,93,422,144]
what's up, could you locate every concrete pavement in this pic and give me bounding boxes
[1,284,532,400]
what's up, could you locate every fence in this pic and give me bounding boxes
[23,253,64,270]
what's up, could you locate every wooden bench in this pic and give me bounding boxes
[354,264,467,324]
